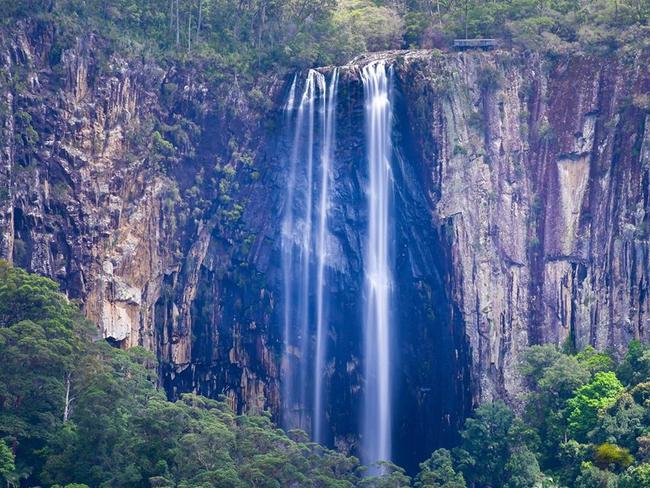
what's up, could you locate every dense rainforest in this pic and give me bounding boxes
[2,0,649,77]
[1,0,649,487]
[1,265,649,487]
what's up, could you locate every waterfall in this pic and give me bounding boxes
[281,69,338,440]
[361,61,394,465]
[281,69,317,431]
[298,71,317,418]
[285,74,297,111]
[282,63,393,458]
[314,68,338,444]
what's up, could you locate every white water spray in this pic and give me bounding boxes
[361,61,394,465]
[281,69,338,439]
[314,68,338,444]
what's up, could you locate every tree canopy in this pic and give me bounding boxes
[0,0,647,79]
[427,343,650,488]
[0,261,368,487]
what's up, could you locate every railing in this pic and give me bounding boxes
[453,39,498,49]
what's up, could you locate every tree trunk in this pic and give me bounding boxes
[176,0,180,46]
[196,0,202,42]
[188,8,192,53]
[63,373,71,422]
[464,0,469,39]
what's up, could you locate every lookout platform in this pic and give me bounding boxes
[453,39,498,50]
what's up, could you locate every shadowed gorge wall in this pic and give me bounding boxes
[267,66,472,469]
[1,22,648,473]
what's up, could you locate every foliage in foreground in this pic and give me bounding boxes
[418,343,650,488]
[0,261,363,487]
[1,261,649,487]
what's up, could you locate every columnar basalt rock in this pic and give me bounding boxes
[0,21,282,417]
[397,50,649,405]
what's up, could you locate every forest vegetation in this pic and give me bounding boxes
[0,0,648,80]
[1,263,649,487]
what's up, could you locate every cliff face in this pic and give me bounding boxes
[396,49,649,403]
[0,23,174,352]
[0,21,282,417]
[1,22,648,469]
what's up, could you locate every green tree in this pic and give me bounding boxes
[557,440,591,486]
[456,401,517,487]
[592,393,646,449]
[567,372,626,440]
[0,261,89,484]
[620,463,650,488]
[520,345,564,386]
[333,0,405,53]
[617,340,650,387]
[0,440,15,484]
[576,346,616,375]
[522,348,590,466]
[359,461,412,487]
[414,449,466,488]
[575,462,621,488]
[504,447,544,488]
[594,443,634,471]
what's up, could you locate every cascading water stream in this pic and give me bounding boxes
[285,74,297,111]
[281,70,317,430]
[298,72,317,416]
[361,61,394,466]
[314,68,338,444]
[281,69,338,439]
[282,63,394,459]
